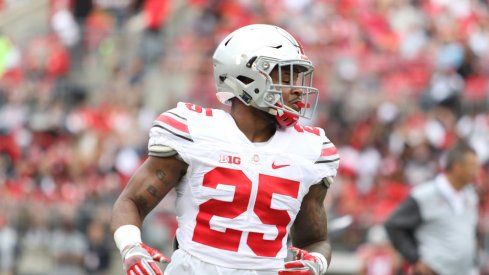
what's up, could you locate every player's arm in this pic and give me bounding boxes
[292,182,331,259]
[110,155,188,275]
[280,181,330,275]
[111,155,187,230]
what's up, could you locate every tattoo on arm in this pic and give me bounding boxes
[146,185,159,197]
[146,168,169,198]
[135,169,173,217]
[120,157,186,226]
[155,169,167,184]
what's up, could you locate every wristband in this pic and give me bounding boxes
[114,224,142,253]
[309,252,329,275]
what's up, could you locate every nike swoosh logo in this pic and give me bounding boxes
[272,162,290,169]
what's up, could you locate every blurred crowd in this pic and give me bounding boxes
[0,0,489,274]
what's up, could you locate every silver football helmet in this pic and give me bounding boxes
[213,24,319,127]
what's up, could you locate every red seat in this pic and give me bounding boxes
[464,76,488,101]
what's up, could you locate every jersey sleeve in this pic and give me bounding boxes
[147,102,193,159]
[313,128,340,181]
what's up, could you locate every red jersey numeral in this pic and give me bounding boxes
[294,125,320,136]
[192,167,300,257]
[192,168,251,251]
[185,103,213,116]
[247,174,300,256]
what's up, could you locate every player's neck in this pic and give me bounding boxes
[230,100,277,143]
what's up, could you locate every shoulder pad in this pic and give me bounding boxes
[322,176,334,188]
[148,144,178,157]
[148,144,184,161]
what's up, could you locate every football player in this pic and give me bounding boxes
[111,24,340,275]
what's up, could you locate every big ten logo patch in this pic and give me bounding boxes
[219,154,241,165]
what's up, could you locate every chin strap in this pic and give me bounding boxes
[272,102,310,128]
[275,109,299,128]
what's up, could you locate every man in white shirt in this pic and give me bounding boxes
[385,142,480,275]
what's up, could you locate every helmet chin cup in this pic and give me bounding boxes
[273,103,300,128]
[275,110,299,128]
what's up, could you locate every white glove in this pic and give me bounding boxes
[122,242,170,275]
[278,247,328,275]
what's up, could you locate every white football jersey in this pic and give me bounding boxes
[148,102,339,270]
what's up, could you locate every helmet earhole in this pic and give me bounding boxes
[254,89,259,94]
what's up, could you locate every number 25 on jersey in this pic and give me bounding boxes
[192,167,300,257]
